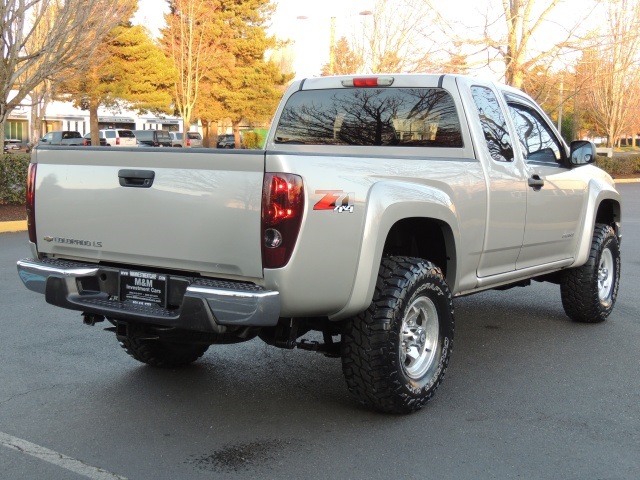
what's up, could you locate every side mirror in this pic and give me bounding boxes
[40,137,47,143]
[569,140,597,166]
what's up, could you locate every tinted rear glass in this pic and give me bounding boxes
[188,132,201,139]
[118,130,135,138]
[134,131,153,141]
[275,87,462,147]
[158,131,171,141]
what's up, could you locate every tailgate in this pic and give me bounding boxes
[34,148,265,279]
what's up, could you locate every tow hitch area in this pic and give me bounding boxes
[262,318,342,358]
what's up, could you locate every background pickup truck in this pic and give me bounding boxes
[17,74,622,414]
[39,130,84,146]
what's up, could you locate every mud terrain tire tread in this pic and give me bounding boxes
[560,223,620,323]
[119,337,209,367]
[341,256,454,414]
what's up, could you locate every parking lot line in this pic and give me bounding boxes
[0,431,127,480]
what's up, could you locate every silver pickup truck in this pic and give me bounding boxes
[17,74,622,413]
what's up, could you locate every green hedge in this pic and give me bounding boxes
[242,131,263,149]
[595,155,640,176]
[0,154,30,205]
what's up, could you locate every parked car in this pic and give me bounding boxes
[169,131,203,147]
[216,134,240,148]
[39,131,83,146]
[133,129,172,147]
[4,139,26,153]
[4,138,22,150]
[83,133,108,146]
[99,129,136,147]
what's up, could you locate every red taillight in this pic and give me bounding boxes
[261,173,304,269]
[26,163,37,244]
[187,138,191,147]
[83,139,89,146]
[116,137,120,145]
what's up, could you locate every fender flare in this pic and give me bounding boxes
[572,179,621,268]
[329,180,460,320]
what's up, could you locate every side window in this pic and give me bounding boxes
[508,103,562,165]
[471,86,514,162]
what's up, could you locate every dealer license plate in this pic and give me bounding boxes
[120,270,167,307]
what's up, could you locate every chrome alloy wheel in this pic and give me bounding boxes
[400,297,439,379]
[598,248,614,304]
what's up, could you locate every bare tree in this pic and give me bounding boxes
[431,0,595,89]
[0,0,133,146]
[585,0,640,148]
[355,0,444,74]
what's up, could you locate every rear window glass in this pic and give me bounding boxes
[134,131,153,141]
[118,130,135,138]
[158,131,171,141]
[274,87,462,147]
[187,132,201,139]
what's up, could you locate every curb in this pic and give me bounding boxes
[613,178,640,184]
[0,220,27,233]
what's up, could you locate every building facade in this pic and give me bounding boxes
[6,94,184,144]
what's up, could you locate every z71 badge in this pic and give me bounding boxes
[314,190,355,213]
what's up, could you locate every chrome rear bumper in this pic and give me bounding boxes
[17,258,280,333]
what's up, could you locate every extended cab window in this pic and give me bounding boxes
[470,85,514,162]
[508,103,563,165]
[274,88,463,147]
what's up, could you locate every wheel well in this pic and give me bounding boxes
[382,218,454,280]
[595,200,620,226]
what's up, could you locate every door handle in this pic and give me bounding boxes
[118,169,155,188]
[528,175,544,191]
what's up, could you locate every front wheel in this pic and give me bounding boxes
[560,223,620,323]
[341,256,454,414]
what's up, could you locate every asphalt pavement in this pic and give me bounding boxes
[1,183,639,480]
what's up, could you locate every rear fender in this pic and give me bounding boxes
[329,181,459,320]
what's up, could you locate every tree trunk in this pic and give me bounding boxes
[232,120,242,148]
[181,115,192,147]
[0,102,7,149]
[30,99,48,145]
[90,99,100,146]
[201,119,210,148]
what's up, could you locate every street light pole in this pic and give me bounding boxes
[329,16,336,75]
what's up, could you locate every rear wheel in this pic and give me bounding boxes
[560,223,620,323]
[119,337,209,368]
[341,256,454,414]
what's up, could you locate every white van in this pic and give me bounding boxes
[99,129,137,147]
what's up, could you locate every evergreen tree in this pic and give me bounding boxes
[321,37,363,76]
[199,0,289,147]
[61,21,175,144]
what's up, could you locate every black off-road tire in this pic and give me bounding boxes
[119,338,209,368]
[560,223,620,323]
[341,256,454,414]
